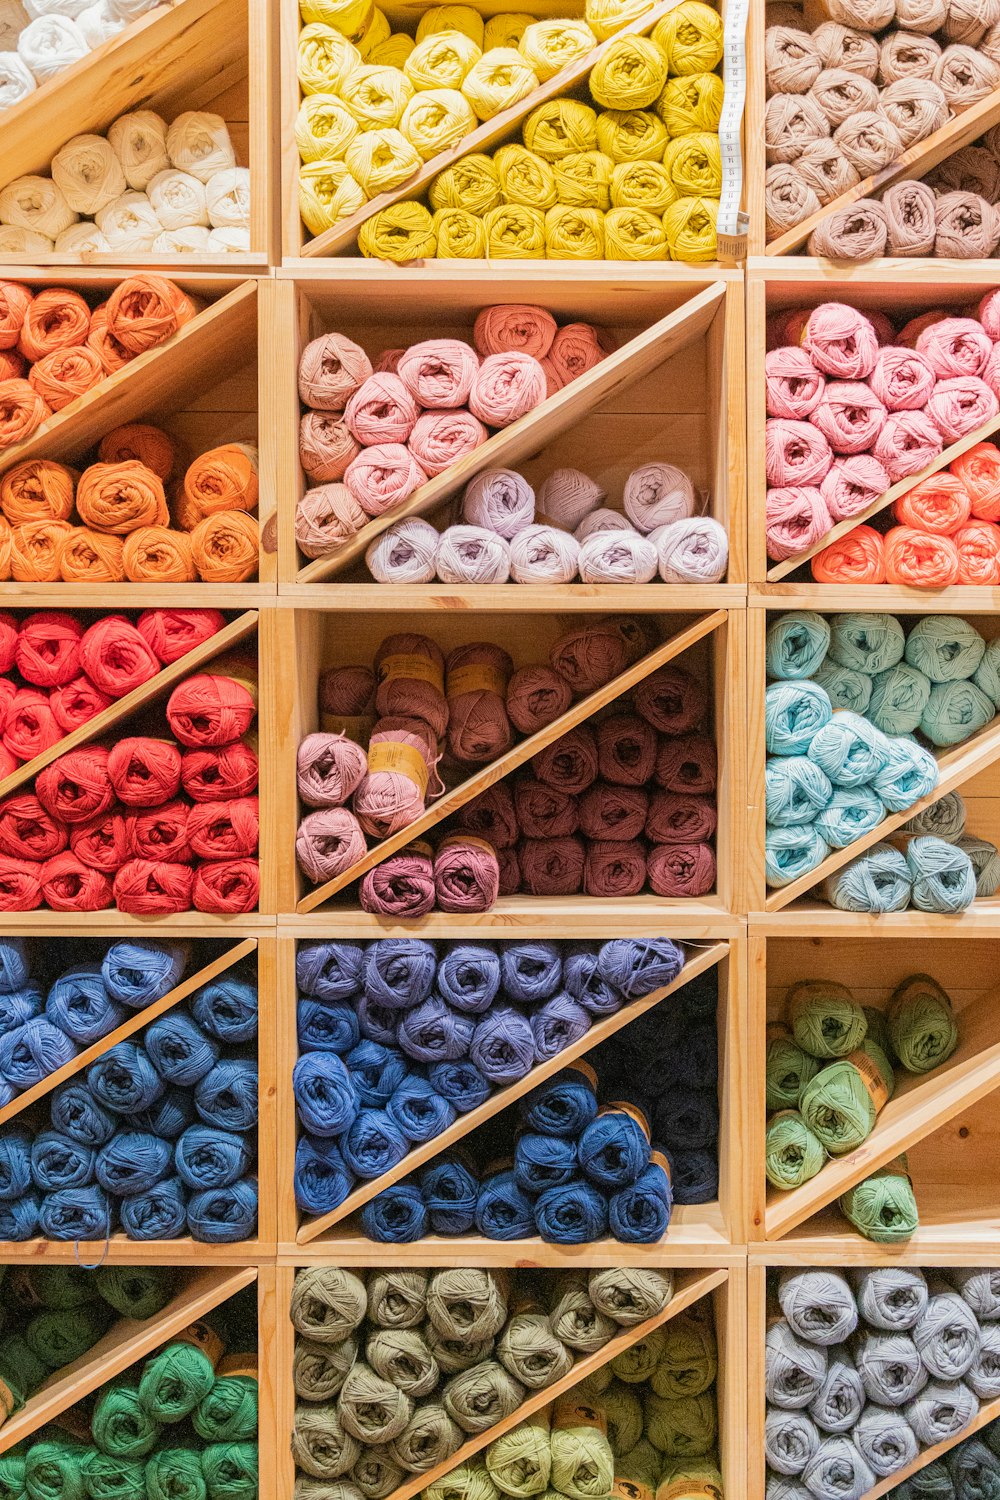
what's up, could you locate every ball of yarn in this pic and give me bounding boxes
[764,680,832,755]
[462,469,534,537]
[824,841,913,912]
[436,525,511,583]
[366,518,438,582]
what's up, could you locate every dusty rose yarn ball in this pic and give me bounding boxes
[469,352,547,427]
[506,665,572,735]
[445,641,513,765]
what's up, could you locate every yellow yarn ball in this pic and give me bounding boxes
[656,72,724,135]
[653,2,724,76]
[663,132,722,195]
[405,30,482,90]
[494,143,557,208]
[483,203,546,256]
[545,203,605,258]
[518,19,596,81]
[345,126,422,192]
[662,194,718,260]
[552,150,613,209]
[604,204,669,257]
[299,158,366,234]
[295,93,360,160]
[589,35,668,109]
[432,206,487,256]
[357,6,390,57]
[416,5,484,47]
[609,158,677,212]
[585,0,652,41]
[359,200,437,259]
[462,49,538,119]
[400,87,477,158]
[299,0,372,43]
[595,108,667,162]
[429,152,501,213]
[297,23,362,94]
[339,64,413,128]
[523,98,598,160]
[484,12,532,49]
[370,33,415,67]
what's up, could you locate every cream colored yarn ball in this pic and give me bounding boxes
[95,188,162,250]
[207,225,249,251]
[77,1,125,45]
[205,166,250,227]
[0,174,76,236]
[108,109,169,190]
[147,167,209,230]
[166,110,236,182]
[0,52,35,109]
[16,13,86,77]
[51,133,126,215]
[54,221,110,252]
[153,225,212,251]
[0,224,52,251]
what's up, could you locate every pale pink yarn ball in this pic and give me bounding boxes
[869,346,937,411]
[766,485,832,560]
[537,468,606,531]
[344,373,419,446]
[509,524,580,582]
[296,484,369,558]
[344,444,428,516]
[353,723,435,839]
[436,526,511,583]
[873,409,944,480]
[462,469,535,537]
[576,508,632,540]
[978,290,1000,339]
[765,347,825,419]
[297,732,368,808]
[298,332,373,412]
[765,418,834,486]
[408,410,488,475]
[397,338,480,409]
[473,305,557,359]
[446,641,513,765]
[916,316,993,378]
[622,463,696,532]
[925,376,1000,442]
[296,807,367,883]
[579,530,659,583]
[801,302,879,377]
[469,352,547,426]
[300,412,361,483]
[981,342,1000,401]
[809,381,888,454]
[821,455,890,519]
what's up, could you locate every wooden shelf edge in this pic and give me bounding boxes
[750,584,1000,612]
[0,1237,274,1263]
[278,583,747,611]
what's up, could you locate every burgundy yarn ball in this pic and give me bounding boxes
[647,841,716,897]
[497,844,521,896]
[577,783,648,842]
[633,665,708,736]
[452,782,519,849]
[445,642,514,766]
[583,839,646,897]
[549,617,651,695]
[595,713,658,786]
[374,633,448,737]
[645,790,718,844]
[531,725,599,795]
[514,778,579,839]
[519,835,585,895]
[654,734,717,794]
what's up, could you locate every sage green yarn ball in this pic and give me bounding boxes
[840,1161,918,1244]
[424,1459,499,1500]
[957,834,1000,896]
[389,1402,463,1474]
[651,1308,717,1399]
[861,1006,891,1057]
[867,663,931,736]
[610,1327,665,1384]
[887,974,958,1074]
[485,1409,551,1498]
[367,1271,427,1329]
[549,1275,616,1354]
[602,1380,644,1454]
[902,792,966,841]
[338,1362,412,1443]
[765,1110,826,1190]
[615,1439,661,1493]
[644,1391,718,1457]
[292,1268,368,1343]
[294,1481,364,1500]
[905,615,985,683]
[496,1313,573,1391]
[548,1405,615,1498]
[656,1458,724,1500]
[813,662,873,715]
[353,1445,404,1498]
[426,1325,495,1374]
[427,1269,508,1342]
[292,1406,361,1480]
[827,613,905,676]
[442,1361,524,1435]
[294,1336,357,1402]
[766,612,831,680]
[973,637,1000,706]
[920,679,995,748]
[766,1025,821,1111]
[574,1367,613,1399]
[799,1040,895,1155]
[366,1328,439,1398]
[787,980,867,1059]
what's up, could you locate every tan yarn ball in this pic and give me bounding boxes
[929,144,1000,202]
[765,92,830,163]
[895,0,948,29]
[765,162,822,233]
[810,20,880,75]
[882,178,936,253]
[833,110,904,173]
[935,189,1000,255]
[942,0,1000,45]
[795,136,860,202]
[765,25,823,91]
[809,66,879,125]
[878,30,941,81]
[807,197,887,257]
[879,77,949,146]
[934,43,1000,107]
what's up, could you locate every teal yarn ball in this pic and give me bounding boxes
[823,842,912,913]
[920,679,995,747]
[765,825,831,888]
[766,757,833,826]
[904,615,986,683]
[956,835,1000,896]
[809,712,892,788]
[765,681,833,756]
[902,792,966,841]
[972,638,1000,707]
[867,664,932,736]
[871,738,939,813]
[813,663,873,715]
[815,787,885,849]
[766,613,831,680]
[827,613,905,676]
[906,836,977,914]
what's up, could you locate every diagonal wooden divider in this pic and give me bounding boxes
[297,283,726,582]
[861,1389,1000,1500]
[0,610,258,804]
[298,608,726,911]
[301,0,685,258]
[766,409,1000,583]
[0,1265,257,1455]
[297,940,728,1242]
[0,936,256,1130]
[765,978,1000,1238]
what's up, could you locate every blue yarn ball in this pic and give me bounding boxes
[809,711,892,788]
[813,663,873,716]
[101,940,186,1009]
[294,1136,353,1215]
[823,841,913,912]
[96,1130,172,1196]
[867,663,931,736]
[120,1178,188,1240]
[609,1160,673,1243]
[363,939,436,1010]
[562,952,623,1017]
[814,787,886,849]
[0,1018,76,1091]
[194,1059,257,1131]
[386,1075,456,1144]
[0,985,42,1038]
[765,756,833,826]
[765,681,833,756]
[30,1130,94,1191]
[0,1127,34,1200]
[341,1108,409,1179]
[191,976,258,1043]
[0,937,29,994]
[471,1007,535,1085]
[428,1060,491,1113]
[39,1185,110,1240]
[534,1179,609,1244]
[420,1155,478,1235]
[174,1125,252,1190]
[187,1177,257,1243]
[765,825,830,888]
[872,738,939,813]
[297,998,360,1055]
[530,993,591,1061]
[514,1133,578,1196]
[476,1170,534,1240]
[500,943,562,1004]
[293,1053,359,1138]
[87,1041,163,1113]
[906,836,977,914]
[46,967,124,1047]
[145,1012,220,1087]
[920,680,995,748]
[0,1190,39,1240]
[296,941,364,1001]
[596,939,685,997]
[579,1105,652,1188]
[50,1081,117,1147]
[905,614,985,682]
[346,1040,408,1110]
[356,995,399,1046]
[765,612,831,680]
[437,944,501,1013]
[134,1087,195,1141]
[361,1182,427,1242]
[828,612,905,675]
[522,1068,598,1138]
[397,996,474,1064]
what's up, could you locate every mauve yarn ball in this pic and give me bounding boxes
[507,665,573,735]
[549,617,651,694]
[531,725,599,795]
[519,835,585,894]
[445,642,513,765]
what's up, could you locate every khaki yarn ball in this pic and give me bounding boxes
[345,127,423,193]
[295,94,360,161]
[604,204,669,256]
[462,49,538,118]
[429,153,502,213]
[610,159,678,212]
[523,98,599,160]
[404,29,482,90]
[299,158,365,233]
[595,108,668,161]
[589,35,669,109]
[400,87,477,158]
[519,18,596,79]
[358,200,437,259]
[483,203,546,255]
[553,151,614,209]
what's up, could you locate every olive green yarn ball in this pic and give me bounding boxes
[887,974,959,1075]
[765,1110,826,1190]
[651,1308,717,1399]
[787,980,867,1060]
[644,1391,718,1458]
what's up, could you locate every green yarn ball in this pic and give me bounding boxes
[614,1439,660,1493]
[82,1453,146,1500]
[643,1391,717,1458]
[610,1328,665,1384]
[766,612,831,680]
[765,1110,826,1190]
[194,1372,258,1443]
[766,1024,821,1111]
[861,1006,891,1057]
[799,1040,895,1155]
[425,1460,498,1500]
[146,1448,207,1500]
[202,1442,258,1500]
[96,1267,173,1322]
[840,1159,919,1244]
[24,1440,92,1500]
[905,615,985,683]
[656,1458,724,1500]
[92,1384,160,1459]
[548,1401,614,1500]
[139,1342,217,1424]
[827,613,905,676]
[867,663,931,736]
[973,637,1000,706]
[920,679,995,748]
[26,1304,110,1371]
[787,980,867,1059]
[887,974,959,1074]
[602,1381,643,1455]
[485,1410,551,1498]
[13,1267,91,1311]
[0,1453,25,1500]
[650,1309,717,1399]
[812,662,873,715]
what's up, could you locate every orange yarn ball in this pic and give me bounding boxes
[17,289,91,363]
[10,520,74,582]
[0,350,25,382]
[105,276,197,356]
[76,461,169,536]
[0,282,32,351]
[183,444,259,519]
[190,511,259,582]
[0,379,50,448]
[810,524,886,583]
[883,525,961,587]
[0,516,11,582]
[28,345,104,412]
[951,441,1000,522]
[954,520,1000,584]
[0,459,76,527]
[87,304,129,374]
[99,423,176,481]
[123,526,197,583]
[58,528,126,583]
[893,472,972,534]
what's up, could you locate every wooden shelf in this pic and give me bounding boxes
[280,583,749,611]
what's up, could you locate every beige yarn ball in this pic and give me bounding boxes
[51,133,126,215]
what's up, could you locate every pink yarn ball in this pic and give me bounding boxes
[397,339,479,409]
[766,418,834,486]
[916,317,993,378]
[375,349,405,374]
[801,302,879,378]
[344,444,428,517]
[296,484,368,558]
[576,509,631,541]
[868,346,937,411]
[353,722,434,839]
[408,409,488,476]
[809,381,888,455]
[623,463,696,532]
[473,305,557,359]
[821,455,890,520]
[514,778,579,839]
[434,836,499,912]
[506,665,572,735]
[925,376,1000,442]
[297,732,368,808]
[978,290,1000,339]
[647,841,716,896]
[766,485,832,560]
[765,347,825,419]
[374,634,447,737]
[583,839,646,897]
[469,353,547,427]
[548,323,605,385]
[359,847,435,916]
[633,664,707,736]
[344,373,419,446]
[445,641,513,765]
[299,412,361,483]
[982,343,1000,401]
[595,713,657,786]
[462,469,535,537]
[519,835,584,895]
[577,783,648,841]
[549,617,650,695]
[531,724,599,794]
[537,468,605,531]
[295,807,367,883]
[873,409,944,481]
[321,666,375,715]
[298,332,373,412]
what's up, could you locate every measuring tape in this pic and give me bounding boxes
[717,0,751,260]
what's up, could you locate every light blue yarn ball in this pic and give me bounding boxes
[956,835,1000,897]
[766,612,831,681]
[904,615,986,683]
[813,663,873,716]
[823,842,913,913]
[827,614,906,676]
[972,638,1000,708]
[765,756,833,827]
[920,679,995,748]
[867,664,932,737]
[765,681,833,756]
[765,825,830,889]
[902,791,966,841]
[809,712,892,789]
[815,787,886,849]
[871,738,939,814]
[906,836,977,914]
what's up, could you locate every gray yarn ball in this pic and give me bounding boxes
[850,1269,928,1331]
[914,1284,981,1380]
[968,1323,1000,1399]
[951,1268,1000,1322]
[766,1409,822,1476]
[854,1332,928,1407]
[801,1436,875,1500]
[779,1271,859,1348]
[854,1404,918,1478]
[906,1379,979,1446]
[767,1321,829,1410]
[809,1346,866,1435]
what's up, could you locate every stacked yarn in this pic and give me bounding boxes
[890,1412,1000,1500]
[0,657,260,912]
[812,440,1000,587]
[0,937,259,1241]
[763,0,1000,242]
[0,430,259,584]
[292,937,718,1237]
[0,110,249,256]
[365,461,729,585]
[0,275,199,451]
[764,297,1000,566]
[765,972,961,1239]
[295,306,612,561]
[764,1266,1000,1498]
[290,1262,676,1491]
[356,5,725,264]
[0,0,165,117]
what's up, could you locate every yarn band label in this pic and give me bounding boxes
[659,1480,722,1500]
[219,1353,259,1378]
[0,1378,12,1427]
[368,740,429,796]
[321,712,375,744]
[447,662,508,699]
[175,1320,225,1367]
[613,1480,653,1500]
[567,1059,598,1089]
[845,1049,890,1112]
[553,1398,608,1435]
[378,652,444,692]
[438,834,495,857]
[601,1100,651,1142]
[650,1148,672,1181]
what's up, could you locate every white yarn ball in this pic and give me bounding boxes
[146,166,208,229]
[107,109,168,190]
[207,225,250,251]
[462,467,534,537]
[508,523,579,582]
[76,0,123,45]
[0,223,50,251]
[16,12,85,75]
[578,530,658,583]
[0,0,29,50]
[24,0,89,22]
[365,517,438,582]
[649,516,729,582]
[205,165,250,227]
[623,461,696,532]
[166,110,236,182]
[575,507,633,541]
[0,49,35,107]
[52,133,126,214]
[54,220,109,251]
[105,0,158,18]
[0,173,76,235]
[537,467,605,531]
[436,524,511,583]
[152,225,211,251]
[95,188,161,250]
